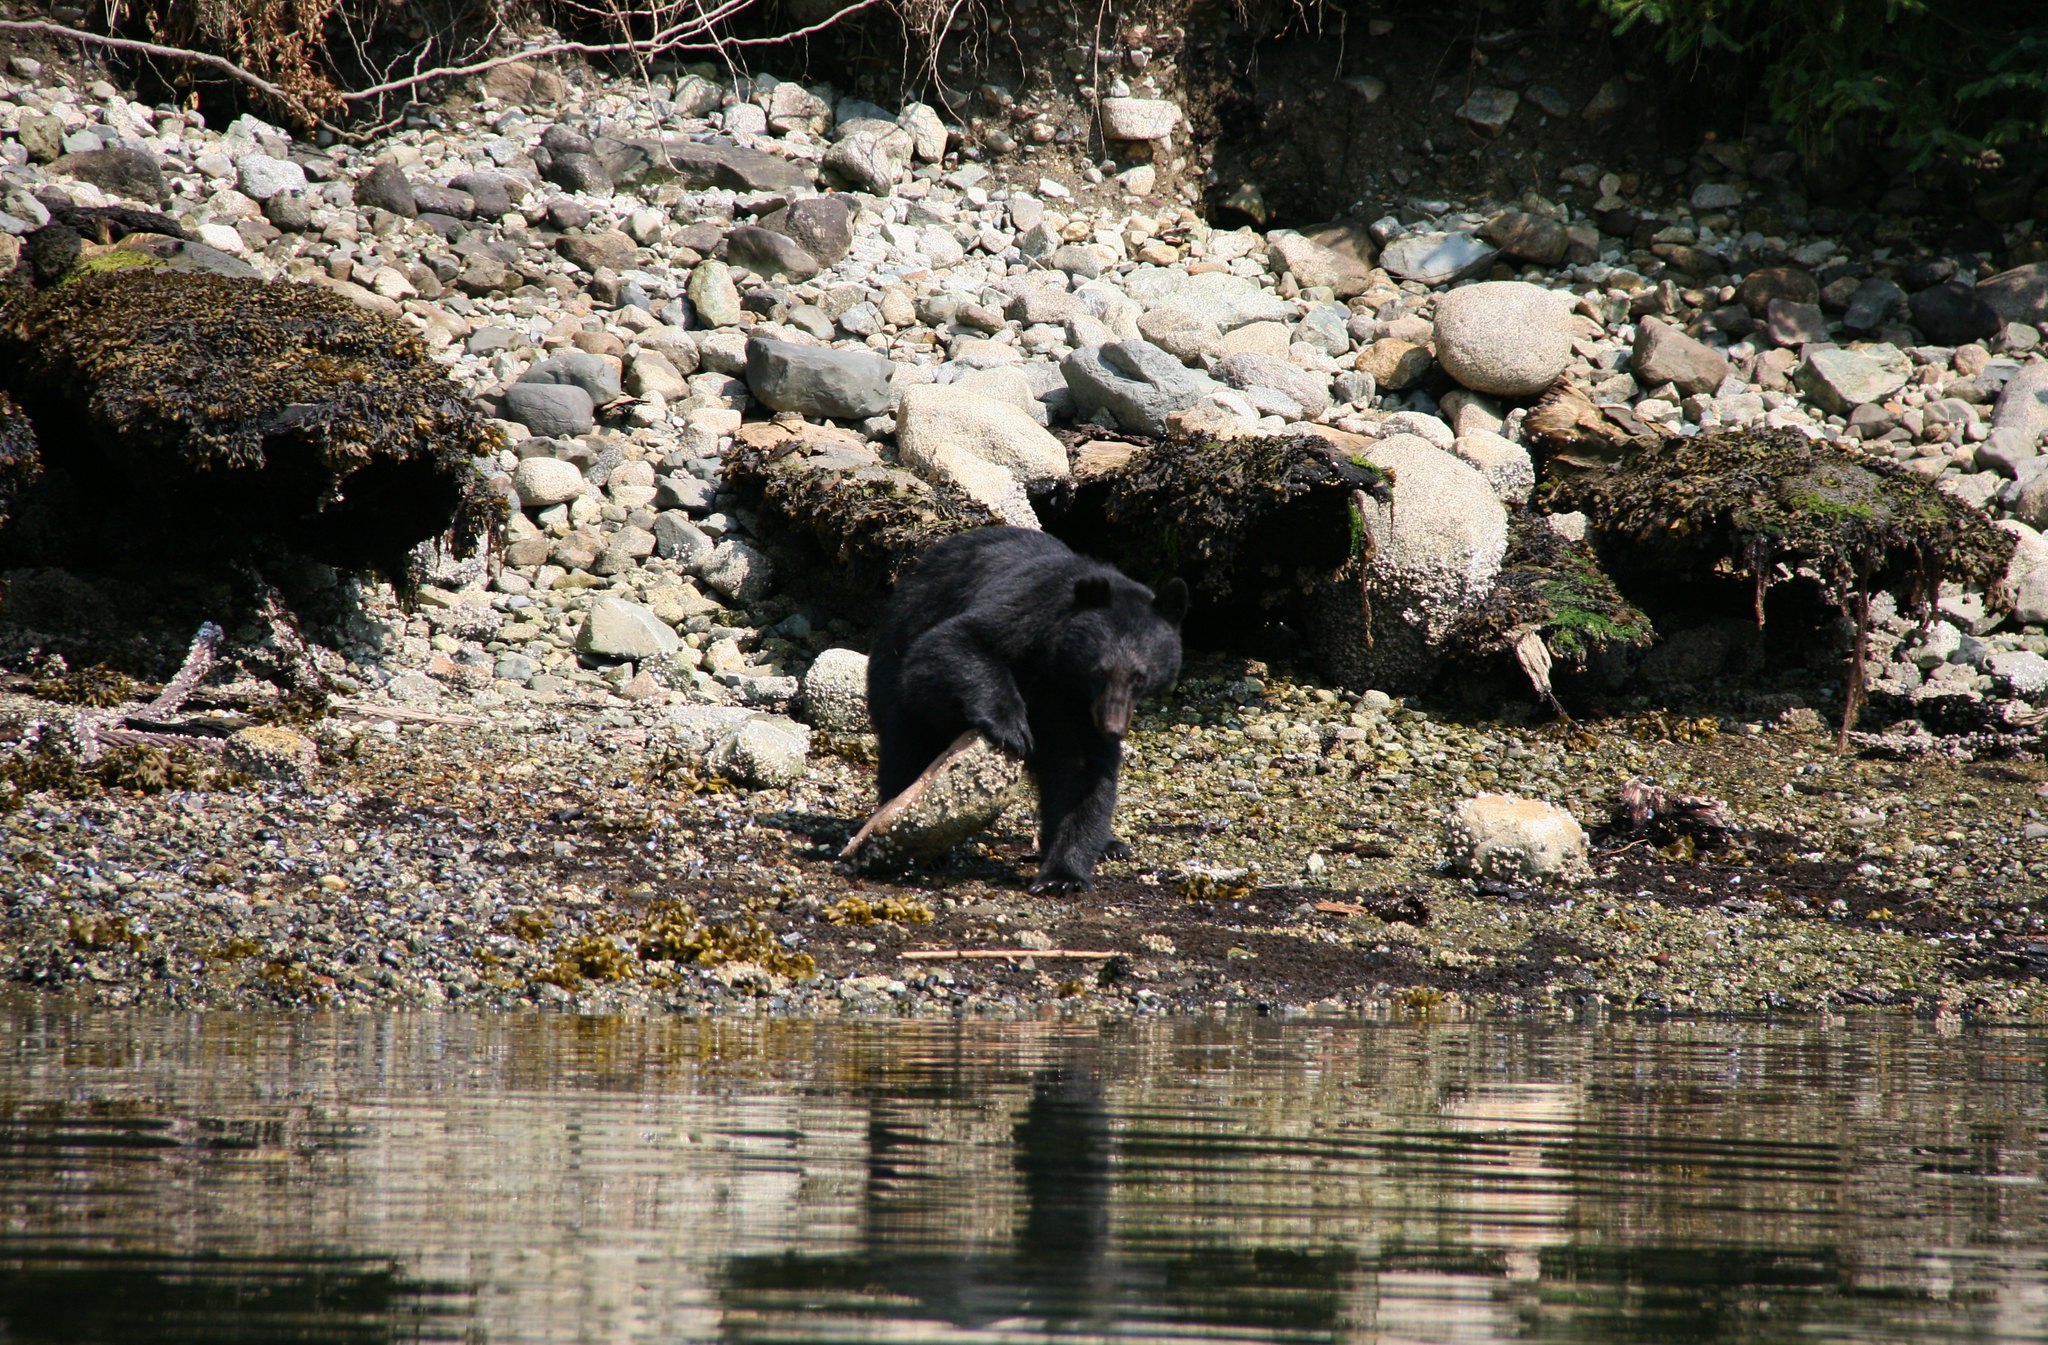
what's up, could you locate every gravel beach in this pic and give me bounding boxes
[3,45,2048,1019]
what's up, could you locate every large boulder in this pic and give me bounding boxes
[1994,361,2048,448]
[1309,433,1509,689]
[1433,281,1573,396]
[49,147,168,204]
[1380,232,1497,285]
[744,337,897,420]
[576,597,681,661]
[724,225,819,281]
[896,384,1069,525]
[1630,316,1730,396]
[1796,344,1911,415]
[823,121,914,194]
[596,137,812,194]
[756,196,855,267]
[1211,352,1332,419]
[1139,271,1292,333]
[1266,230,1373,297]
[1978,262,2048,328]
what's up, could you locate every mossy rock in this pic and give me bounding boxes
[1540,426,2015,619]
[1061,427,1395,603]
[722,425,997,609]
[1448,514,1655,667]
[0,269,502,592]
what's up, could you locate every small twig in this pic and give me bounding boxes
[328,699,477,726]
[901,948,1120,961]
[97,727,227,754]
[3,0,886,136]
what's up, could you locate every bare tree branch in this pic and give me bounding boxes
[1,0,889,130]
[0,17,295,104]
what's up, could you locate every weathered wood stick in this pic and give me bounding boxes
[838,731,982,861]
[901,949,1121,961]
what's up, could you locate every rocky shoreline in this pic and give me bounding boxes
[2,49,2047,1018]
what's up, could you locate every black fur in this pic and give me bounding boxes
[867,527,1188,893]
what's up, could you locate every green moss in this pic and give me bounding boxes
[1449,516,1654,667]
[59,248,157,282]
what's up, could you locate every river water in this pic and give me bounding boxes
[1,1010,2044,1344]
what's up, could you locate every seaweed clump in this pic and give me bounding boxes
[1065,428,1396,602]
[634,900,817,981]
[1541,426,2013,620]
[0,392,37,530]
[722,422,997,608]
[1540,426,2016,736]
[0,269,504,593]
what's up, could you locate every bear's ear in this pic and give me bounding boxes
[1072,576,1113,609]
[1154,577,1190,625]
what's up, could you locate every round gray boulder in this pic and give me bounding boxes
[1432,281,1573,397]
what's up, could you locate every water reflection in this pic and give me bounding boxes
[0,1012,2044,1344]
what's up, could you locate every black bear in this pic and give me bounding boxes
[866,527,1189,893]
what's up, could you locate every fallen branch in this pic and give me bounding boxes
[141,621,222,719]
[840,731,981,862]
[901,948,1120,961]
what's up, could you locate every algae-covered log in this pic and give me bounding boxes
[722,421,998,607]
[1540,426,2014,619]
[0,392,37,531]
[1053,427,1394,603]
[0,270,502,591]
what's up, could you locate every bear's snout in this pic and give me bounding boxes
[1094,680,1136,737]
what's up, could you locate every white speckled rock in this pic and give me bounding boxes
[1432,281,1573,396]
[801,648,871,733]
[1446,794,1590,883]
[1451,430,1535,505]
[706,714,812,788]
[511,456,587,508]
[1100,97,1181,141]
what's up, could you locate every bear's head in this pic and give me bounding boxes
[1055,574,1189,738]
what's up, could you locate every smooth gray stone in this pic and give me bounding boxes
[744,337,897,420]
[504,382,595,437]
[1062,339,1220,436]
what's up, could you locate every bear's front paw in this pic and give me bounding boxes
[973,710,1034,761]
[1100,838,1132,862]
